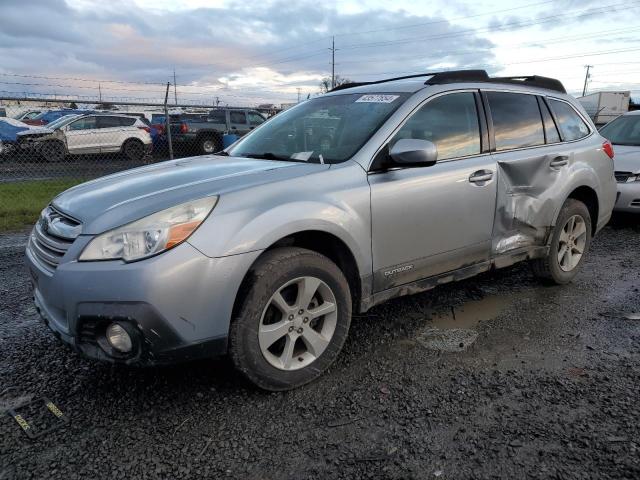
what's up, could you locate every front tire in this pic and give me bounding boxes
[532,198,592,284]
[229,247,352,391]
[41,140,66,162]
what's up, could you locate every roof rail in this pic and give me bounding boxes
[425,70,490,85]
[329,69,566,94]
[329,73,435,92]
[488,75,566,93]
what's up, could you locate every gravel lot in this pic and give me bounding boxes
[1,217,639,480]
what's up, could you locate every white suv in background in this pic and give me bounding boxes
[16,113,153,162]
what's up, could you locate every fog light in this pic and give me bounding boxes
[106,323,133,353]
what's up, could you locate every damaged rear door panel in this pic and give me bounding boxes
[492,144,576,254]
[484,90,588,257]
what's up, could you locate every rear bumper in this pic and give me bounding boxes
[26,236,262,365]
[614,182,640,213]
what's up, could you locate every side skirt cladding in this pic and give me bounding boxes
[359,245,548,312]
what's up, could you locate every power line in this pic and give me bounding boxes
[338,1,638,51]
[334,25,640,67]
[242,0,638,71]
[234,0,559,63]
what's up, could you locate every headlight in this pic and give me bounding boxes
[79,196,218,262]
[628,174,640,183]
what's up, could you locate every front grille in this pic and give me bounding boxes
[29,206,81,271]
[631,199,640,207]
[615,171,632,183]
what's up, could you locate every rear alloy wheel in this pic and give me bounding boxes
[123,139,145,161]
[41,141,66,162]
[199,136,222,155]
[532,198,592,284]
[229,247,351,391]
[557,215,588,272]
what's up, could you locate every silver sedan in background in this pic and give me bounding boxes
[600,110,640,212]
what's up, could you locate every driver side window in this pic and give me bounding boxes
[390,92,481,161]
[68,116,96,131]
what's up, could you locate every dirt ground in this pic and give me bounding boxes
[1,216,639,480]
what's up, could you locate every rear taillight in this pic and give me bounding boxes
[602,140,614,159]
[138,126,151,133]
[180,122,189,134]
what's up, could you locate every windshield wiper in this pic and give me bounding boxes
[243,152,302,162]
[216,150,229,156]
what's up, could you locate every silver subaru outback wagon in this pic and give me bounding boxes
[26,70,616,391]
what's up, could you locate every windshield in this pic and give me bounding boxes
[47,114,82,130]
[227,93,409,164]
[600,115,640,146]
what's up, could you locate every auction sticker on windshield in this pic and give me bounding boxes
[355,94,399,103]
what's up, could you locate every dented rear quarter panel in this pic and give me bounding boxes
[491,133,615,254]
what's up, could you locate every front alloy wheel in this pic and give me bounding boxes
[258,276,338,370]
[229,247,351,391]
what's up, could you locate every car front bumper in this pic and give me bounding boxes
[614,181,640,213]
[26,233,262,365]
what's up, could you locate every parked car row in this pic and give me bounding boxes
[1,112,152,161]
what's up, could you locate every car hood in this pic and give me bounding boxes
[53,155,330,234]
[613,145,640,173]
[16,127,55,138]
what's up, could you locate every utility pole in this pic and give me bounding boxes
[582,65,593,96]
[297,87,301,103]
[331,36,336,89]
[164,82,174,160]
[173,68,178,105]
[98,83,102,102]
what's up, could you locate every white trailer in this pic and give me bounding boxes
[577,91,630,126]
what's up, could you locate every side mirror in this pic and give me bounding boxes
[389,139,437,166]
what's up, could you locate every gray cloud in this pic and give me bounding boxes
[0,0,500,104]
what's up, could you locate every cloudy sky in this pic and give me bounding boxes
[0,0,639,106]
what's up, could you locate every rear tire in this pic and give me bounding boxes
[531,198,592,284]
[123,139,145,162]
[198,135,222,155]
[229,247,352,391]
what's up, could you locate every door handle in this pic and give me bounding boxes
[469,170,493,184]
[550,155,569,168]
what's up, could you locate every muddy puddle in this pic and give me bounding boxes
[429,295,513,330]
[417,294,514,352]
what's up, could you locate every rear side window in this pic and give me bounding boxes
[208,110,226,123]
[230,111,247,124]
[97,116,123,129]
[538,98,561,144]
[119,117,137,127]
[487,92,544,151]
[548,99,590,141]
[390,92,480,161]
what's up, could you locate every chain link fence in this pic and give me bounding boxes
[0,97,277,231]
